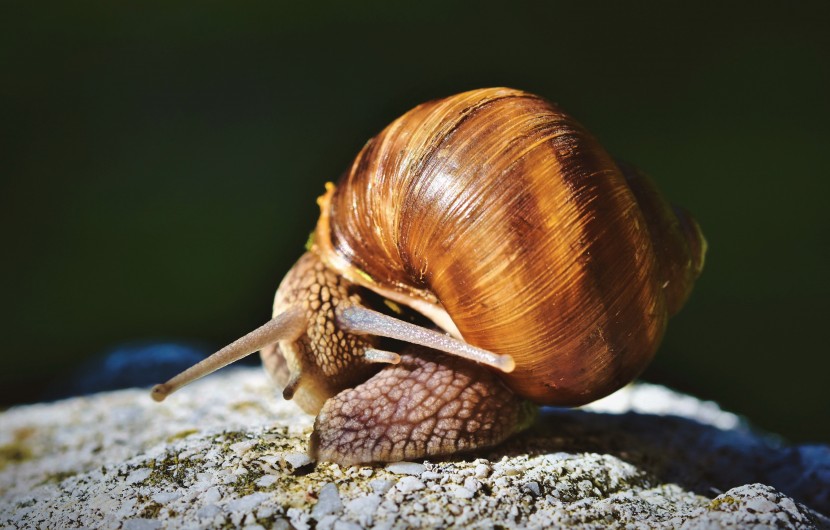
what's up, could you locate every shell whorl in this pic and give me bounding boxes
[315,87,704,406]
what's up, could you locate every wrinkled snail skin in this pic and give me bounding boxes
[309,347,535,466]
[150,87,705,466]
[259,252,381,415]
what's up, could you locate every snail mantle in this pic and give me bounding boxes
[2,367,828,529]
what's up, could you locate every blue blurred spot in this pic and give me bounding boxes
[43,340,260,400]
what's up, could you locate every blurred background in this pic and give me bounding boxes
[2,2,828,443]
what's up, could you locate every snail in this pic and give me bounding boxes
[150,88,706,466]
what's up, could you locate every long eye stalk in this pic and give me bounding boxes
[336,306,515,373]
[150,307,307,401]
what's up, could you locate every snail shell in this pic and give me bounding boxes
[313,87,705,406]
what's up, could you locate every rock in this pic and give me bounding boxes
[384,462,425,476]
[395,476,426,494]
[282,452,312,470]
[311,483,343,519]
[1,367,828,529]
[682,484,824,529]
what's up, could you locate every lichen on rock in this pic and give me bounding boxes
[0,367,828,529]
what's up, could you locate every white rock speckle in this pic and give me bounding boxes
[333,520,363,530]
[420,470,442,481]
[125,468,152,485]
[230,440,257,455]
[345,494,382,527]
[196,504,221,519]
[122,518,162,530]
[202,486,221,503]
[451,485,475,499]
[312,483,343,519]
[396,476,426,493]
[283,451,312,469]
[369,479,394,495]
[385,461,425,476]
[523,480,541,497]
[227,492,269,512]
[151,490,181,503]
[255,474,278,487]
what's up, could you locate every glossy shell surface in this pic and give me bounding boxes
[315,88,704,406]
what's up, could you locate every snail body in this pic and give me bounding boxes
[152,88,705,465]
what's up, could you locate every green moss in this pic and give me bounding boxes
[145,452,193,488]
[218,430,248,445]
[231,465,267,496]
[0,427,36,470]
[140,501,164,518]
[166,429,199,443]
[255,516,291,529]
[230,401,266,413]
[709,495,737,510]
[0,442,33,470]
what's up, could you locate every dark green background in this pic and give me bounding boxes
[2,2,828,443]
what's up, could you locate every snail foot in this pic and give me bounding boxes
[308,348,535,466]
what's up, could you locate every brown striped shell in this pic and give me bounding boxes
[313,88,705,407]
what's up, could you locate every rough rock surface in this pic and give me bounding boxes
[1,367,828,529]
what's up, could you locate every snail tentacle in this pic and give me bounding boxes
[364,348,402,365]
[150,307,307,402]
[281,370,302,400]
[309,349,535,465]
[336,305,515,373]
